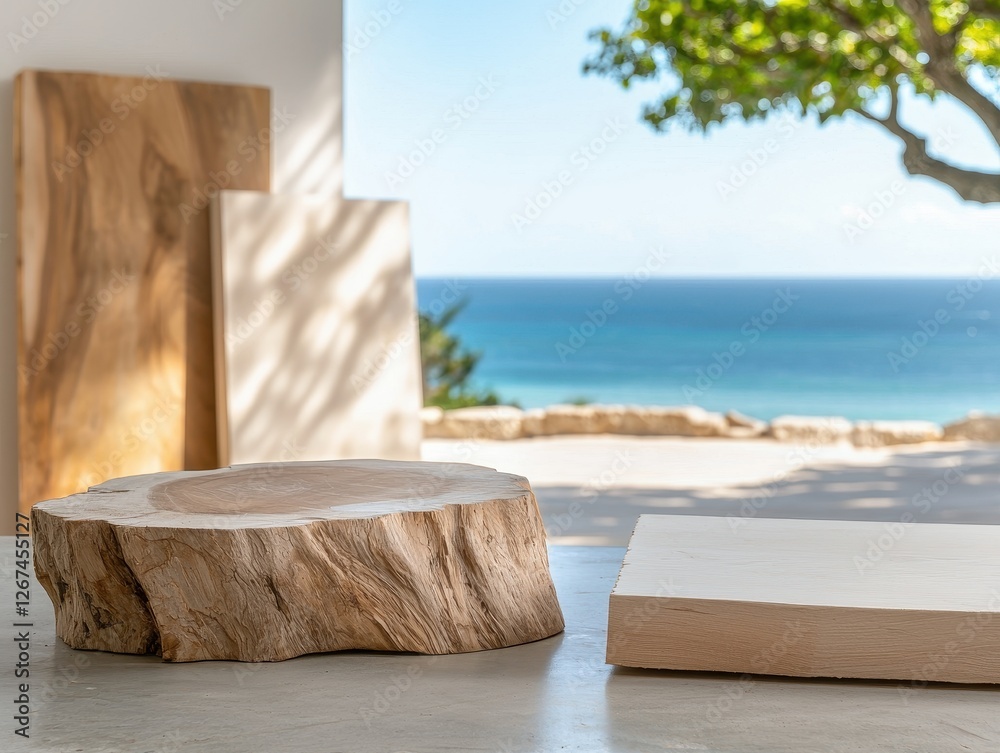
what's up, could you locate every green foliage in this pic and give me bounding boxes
[419,303,503,410]
[585,0,999,130]
[565,396,595,406]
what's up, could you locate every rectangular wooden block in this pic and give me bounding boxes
[15,69,271,515]
[210,190,422,465]
[608,514,1000,683]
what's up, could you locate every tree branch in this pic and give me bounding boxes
[859,92,1000,203]
[930,64,1000,148]
[965,0,1000,23]
[898,0,953,51]
[897,0,1000,148]
[828,1,890,44]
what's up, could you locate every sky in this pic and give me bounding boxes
[344,0,1000,279]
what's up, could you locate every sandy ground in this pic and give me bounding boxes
[422,436,1000,545]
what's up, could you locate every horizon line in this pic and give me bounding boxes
[414,274,998,281]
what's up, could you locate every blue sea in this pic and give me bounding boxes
[415,278,1000,423]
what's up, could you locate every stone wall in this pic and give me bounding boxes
[421,404,999,447]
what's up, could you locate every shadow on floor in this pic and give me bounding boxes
[538,444,1000,545]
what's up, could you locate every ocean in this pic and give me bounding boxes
[415,278,1000,423]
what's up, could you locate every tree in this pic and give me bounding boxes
[419,303,502,409]
[585,0,1000,203]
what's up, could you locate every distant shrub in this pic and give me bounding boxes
[419,302,504,409]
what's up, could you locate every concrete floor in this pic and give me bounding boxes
[424,438,1000,545]
[4,542,999,752]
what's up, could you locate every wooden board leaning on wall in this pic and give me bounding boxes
[15,69,271,514]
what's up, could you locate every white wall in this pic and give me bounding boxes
[0,0,343,532]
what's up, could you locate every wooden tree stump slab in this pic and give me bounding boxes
[32,460,564,662]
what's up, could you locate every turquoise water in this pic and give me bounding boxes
[415,278,1000,423]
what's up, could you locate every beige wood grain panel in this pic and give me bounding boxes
[607,514,1000,683]
[15,70,270,515]
[211,190,422,465]
[32,459,565,661]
